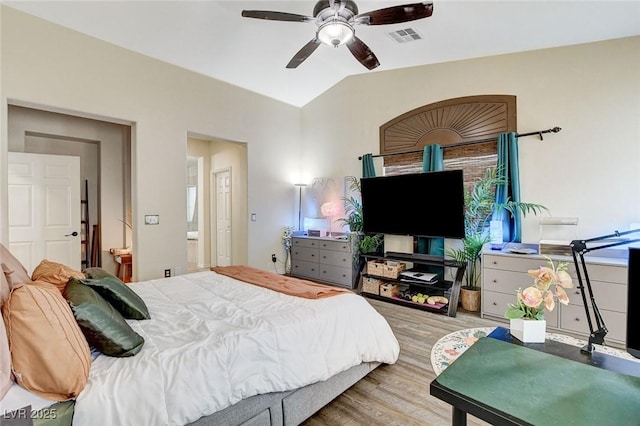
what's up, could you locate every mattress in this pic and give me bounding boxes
[72,270,399,425]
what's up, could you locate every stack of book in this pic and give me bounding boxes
[538,240,573,256]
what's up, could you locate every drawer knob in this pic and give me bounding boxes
[492,302,497,306]
[575,318,580,322]
[493,279,497,283]
[493,261,497,265]
[575,291,580,295]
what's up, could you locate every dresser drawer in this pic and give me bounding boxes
[320,249,351,268]
[483,254,546,273]
[291,237,354,289]
[482,290,558,328]
[484,254,627,284]
[291,259,319,279]
[560,304,626,343]
[483,269,533,294]
[567,280,627,312]
[291,246,318,263]
[318,239,350,252]
[567,262,627,284]
[319,265,352,287]
[292,237,321,249]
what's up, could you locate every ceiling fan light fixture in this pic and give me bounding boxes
[317,20,354,47]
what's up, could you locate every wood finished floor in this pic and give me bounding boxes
[303,298,504,426]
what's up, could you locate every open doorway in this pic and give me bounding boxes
[187,135,248,271]
[7,104,132,275]
[186,155,202,272]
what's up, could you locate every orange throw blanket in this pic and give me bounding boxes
[211,265,352,299]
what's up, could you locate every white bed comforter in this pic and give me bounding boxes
[73,271,399,425]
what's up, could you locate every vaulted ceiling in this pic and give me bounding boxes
[4,1,640,107]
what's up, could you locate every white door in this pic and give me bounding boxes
[8,152,81,272]
[214,169,232,266]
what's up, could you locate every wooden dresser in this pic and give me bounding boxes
[481,244,628,345]
[290,236,354,289]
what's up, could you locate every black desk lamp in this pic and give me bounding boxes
[570,229,640,354]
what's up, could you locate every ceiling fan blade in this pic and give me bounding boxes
[355,2,433,25]
[241,10,314,23]
[346,36,380,70]
[286,38,322,69]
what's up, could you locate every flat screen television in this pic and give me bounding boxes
[361,170,465,239]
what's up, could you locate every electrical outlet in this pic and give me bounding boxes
[164,269,171,278]
[145,214,160,225]
[271,253,277,263]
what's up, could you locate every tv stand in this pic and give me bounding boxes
[357,252,465,317]
[385,251,444,263]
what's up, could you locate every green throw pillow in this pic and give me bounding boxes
[80,275,150,320]
[83,267,119,281]
[64,279,144,357]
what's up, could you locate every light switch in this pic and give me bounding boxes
[145,215,159,225]
[251,213,257,222]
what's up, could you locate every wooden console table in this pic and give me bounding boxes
[114,253,132,283]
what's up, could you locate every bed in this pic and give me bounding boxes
[0,256,399,426]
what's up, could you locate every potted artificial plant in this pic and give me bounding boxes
[337,176,383,261]
[446,167,548,312]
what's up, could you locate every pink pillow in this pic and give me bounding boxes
[0,244,31,289]
[0,267,10,306]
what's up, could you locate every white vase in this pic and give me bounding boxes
[510,318,546,343]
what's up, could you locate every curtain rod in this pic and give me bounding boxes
[358,127,562,160]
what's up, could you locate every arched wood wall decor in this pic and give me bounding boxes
[379,95,517,155]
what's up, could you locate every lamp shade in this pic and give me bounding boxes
[317,20,354,47]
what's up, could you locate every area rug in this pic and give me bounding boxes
[431,326,639,376]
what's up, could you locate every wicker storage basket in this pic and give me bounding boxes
[367,259,386,277]
[382,261,406,279]
[380,283,400,298]
[362,277,383,295]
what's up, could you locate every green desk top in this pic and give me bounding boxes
[435,337,640,426]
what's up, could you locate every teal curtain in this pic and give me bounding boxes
[422,144,444,172]
[362,153,376,178]
[421,144,444,256]
[493,132,522,242]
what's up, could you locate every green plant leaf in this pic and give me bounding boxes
[504,307,525,319]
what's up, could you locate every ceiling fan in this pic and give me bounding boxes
[241,1,434,70]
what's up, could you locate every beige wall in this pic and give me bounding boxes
[2,6,639,280]
[1,6,302,280]
[301,36,640,242]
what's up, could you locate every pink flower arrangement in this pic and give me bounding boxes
[505,256,574,320]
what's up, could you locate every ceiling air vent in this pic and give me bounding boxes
[387,28,423,44]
